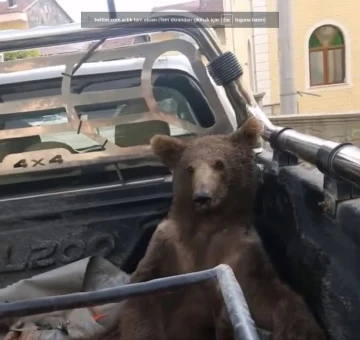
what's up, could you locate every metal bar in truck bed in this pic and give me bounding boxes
[0,264,259,340]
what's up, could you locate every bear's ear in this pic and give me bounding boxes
[228,117,263,147]
[150,134,186,169]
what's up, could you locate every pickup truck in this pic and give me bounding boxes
[0,11,360,340]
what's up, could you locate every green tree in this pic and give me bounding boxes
[4,49,40,61]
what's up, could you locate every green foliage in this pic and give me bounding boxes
[4,49,40,61]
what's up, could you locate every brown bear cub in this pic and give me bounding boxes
[118,117,325,340]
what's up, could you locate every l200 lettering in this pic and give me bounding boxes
[0,234,116,273]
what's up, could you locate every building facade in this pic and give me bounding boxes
[265,0,357,115]
[0,0,72,31]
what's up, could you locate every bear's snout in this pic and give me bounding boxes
[193,191,212,208]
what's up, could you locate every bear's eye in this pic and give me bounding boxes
[214,160,224,170]
[187,166,194,173]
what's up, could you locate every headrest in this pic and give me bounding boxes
[0,135,42,162]
[115,120,171,147]
[24,141,77,154]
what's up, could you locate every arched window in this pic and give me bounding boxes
[309,25,345,86]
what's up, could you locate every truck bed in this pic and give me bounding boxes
[0,166,172,288]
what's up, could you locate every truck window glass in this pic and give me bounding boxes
[0,70,215,155]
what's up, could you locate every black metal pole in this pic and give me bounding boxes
[107,0,117,19]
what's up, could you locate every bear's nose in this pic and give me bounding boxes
[193,192,212,206]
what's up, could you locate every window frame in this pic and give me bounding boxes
[308,25,346,87]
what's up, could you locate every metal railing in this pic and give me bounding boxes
[0,264,260,340]
[0,11,359,187]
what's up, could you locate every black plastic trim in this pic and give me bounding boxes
[316,142,353,176]
[269,127,293,150]
[207,52,243,86]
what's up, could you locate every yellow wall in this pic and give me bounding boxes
[149,32,175,43]
[0,19,28,31]
[149,32,199,57]
[223,0,254,92]
[266,0,279,109]
[267,0,359,114]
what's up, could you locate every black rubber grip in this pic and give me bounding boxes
[269,127,293,150]
[207,52,243,86]
[316,142,352,175]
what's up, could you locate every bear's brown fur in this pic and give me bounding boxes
[118,117,325,340]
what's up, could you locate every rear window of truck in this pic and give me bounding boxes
[0,69,215,154]
[0,69,217,196]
